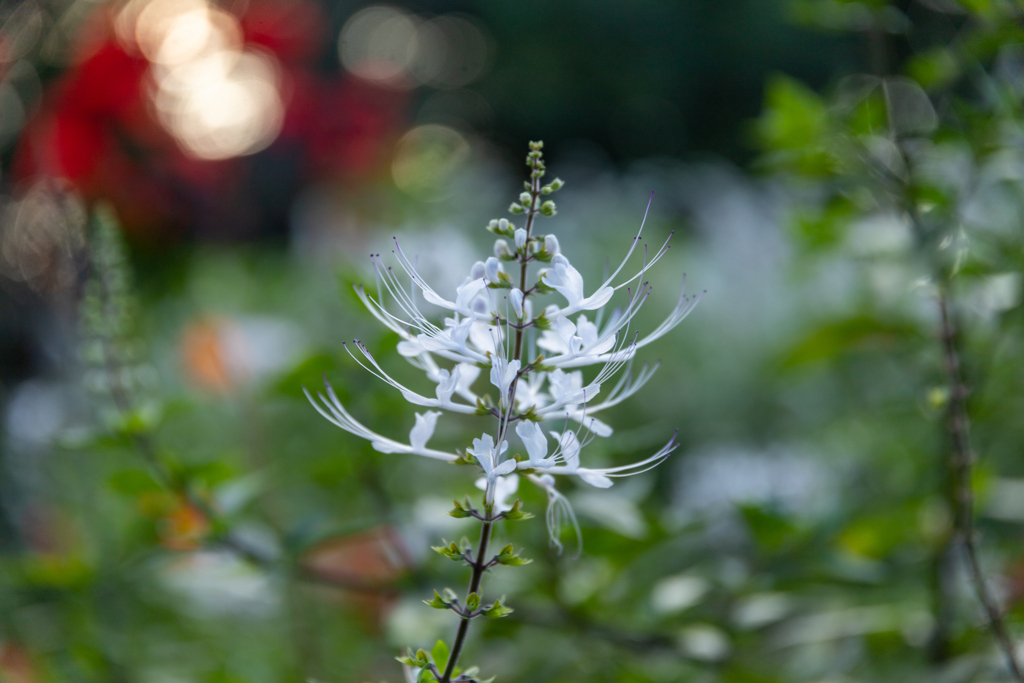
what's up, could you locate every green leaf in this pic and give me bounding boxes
[431,641,449,674]
[778,315,920,369]
[108,469,162,495]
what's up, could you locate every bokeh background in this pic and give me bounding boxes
[4,0,1024,682]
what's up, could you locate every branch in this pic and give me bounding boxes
[938,289,1024,681]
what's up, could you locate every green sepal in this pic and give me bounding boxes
[486,271,514,289]
[482,597,513,619]
[432,540,463,560]
[496,543,532,566]
[424,590,450,610]
[448,500,472,518]
[517,406,542,424]
[533,247,554,263]
[465,592,481,611]
[502,499,534,521]
[474,397,492,417]
[531,311,551,330]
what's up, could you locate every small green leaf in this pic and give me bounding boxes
[431,641,450,673]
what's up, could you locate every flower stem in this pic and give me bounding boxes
[440,518,493,682]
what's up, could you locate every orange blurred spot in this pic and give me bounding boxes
[159,498,210,551]
[180,317,233,392]
[302,526,411,627]
[0,642,36,683]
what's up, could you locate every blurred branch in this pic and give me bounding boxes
[938,289,1024,681]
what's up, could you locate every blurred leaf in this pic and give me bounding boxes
[108,469,162,495]
[739,505,797,552]
[779,315,920,369]
[907,49,961,90]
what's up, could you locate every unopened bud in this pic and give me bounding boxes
[540,200,556,216]
[488,219,499,231]
[494,239,511,258]
[544,234,560,255]
[509,288,524,319]
[519,192,532,205]
[484,257,501,284]
[498,218,509,232]
[514,228,527,249]
[509,203,525,214]
[470,261,486,280]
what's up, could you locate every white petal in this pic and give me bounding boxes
[409,411,441,451]
[579,471,614,488]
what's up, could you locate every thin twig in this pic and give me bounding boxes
[938,289,1024,681]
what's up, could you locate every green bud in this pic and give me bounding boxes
[519,191,532,205]
[424,590,450,609]
[466,592,481,611]
[529,140,543,151]
[416,649,430,664]
[483,598,513,619]
[496,543,532,566]
[542,178,564,194]
[448,500,472,518]
[509,203,525,214]
[540,200,556,217]
[503,499,533,520]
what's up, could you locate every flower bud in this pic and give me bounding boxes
[509,288,524,319]
[470,260,486,280]
[509,203,525,214]
[543,234,560,255]
[494,239,511,259]
[540,200,556,216]
[519,192,531,205]
[487,219,499,232]
[514,228,527,249]
[541,177,564,194]
[484,257,501,284]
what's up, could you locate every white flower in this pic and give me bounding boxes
[516,421,551,468]
[490,358,521,405]
[410,411,442,450]
[468,434,516,495]
[542,254,614,313]
[544,234,560,255]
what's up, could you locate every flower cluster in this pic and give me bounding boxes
[307,141,701,682]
